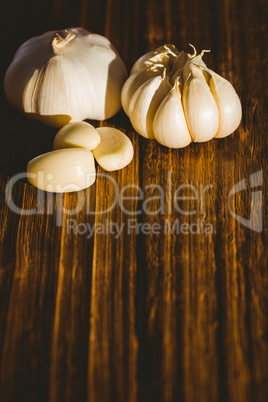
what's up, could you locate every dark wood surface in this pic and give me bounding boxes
[0,0,268,401]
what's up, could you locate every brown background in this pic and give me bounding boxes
[0,0,268,401]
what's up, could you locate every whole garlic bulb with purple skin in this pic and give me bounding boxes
[121,44,242,148]
[4,28,128,127]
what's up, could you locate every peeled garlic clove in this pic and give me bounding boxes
[92,127,134,171]
[182,69,219,142]
[153,79,192,148]
[4,28,127,127]
[128,70,171,139]
[121,67,161,115]
[53,121,100,150]
[207,69,242,138]
[27,148,95,193]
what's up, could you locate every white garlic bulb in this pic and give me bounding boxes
[121,45,242,148]
[4,28,127,127]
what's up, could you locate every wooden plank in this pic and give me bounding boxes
[136,1,220,401]
[87,130,139,402]
[0,183,63,402]
[0,1,267,402]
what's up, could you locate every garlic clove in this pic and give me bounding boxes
[128,70,171,139]
[53,121,100,150]
[207,69,242,138]
[153,79,192,148]
[92,127,134,171]
[27,148,96,193]
[182,67,219,142]
[121,67,161,115]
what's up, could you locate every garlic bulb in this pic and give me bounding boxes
[4,28,127,127]
[121,45,242,148]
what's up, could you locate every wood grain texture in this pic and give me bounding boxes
[0,0,268,402]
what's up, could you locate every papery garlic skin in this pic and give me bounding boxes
[27,148,96,193]
[130,45,179,75]
[122,44,242,148]
[53,122,100,150]
[93,127,134,171]
[4,28,127,127]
